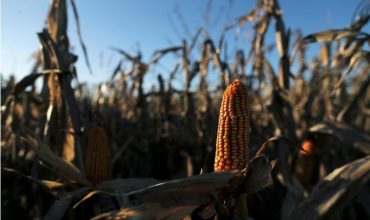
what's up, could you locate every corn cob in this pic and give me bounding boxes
[85,125,111,184]
[299,139,315,155]
[295,138,316,186]
[214,79,249,171]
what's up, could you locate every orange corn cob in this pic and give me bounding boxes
[299,139,315,155]
[214,79,250,171]
[295,138,316,186]
[85,126,111,184]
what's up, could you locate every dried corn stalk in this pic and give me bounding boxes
[214,79,250,171]
[85,126,111,184]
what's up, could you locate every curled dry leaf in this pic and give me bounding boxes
[43,186,91,220]
[90,154,275,220]
[91,172,236,220]
[302,29,369,44]
[243,156,275,194]
[22,128,91,185]
[289,155,370,220]
[309,122,370,154]
[12,73,42,95]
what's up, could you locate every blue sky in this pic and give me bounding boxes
[1,0,367,87]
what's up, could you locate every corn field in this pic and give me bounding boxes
[1,0,370,219]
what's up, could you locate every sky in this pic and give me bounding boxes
[1,0,368,87]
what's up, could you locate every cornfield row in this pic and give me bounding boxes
[1,0,370,219]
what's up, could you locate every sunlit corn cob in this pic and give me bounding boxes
[85,126,111,184]
[299,139,315,155]
[214,79,249,171]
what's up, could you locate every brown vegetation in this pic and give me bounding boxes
[1,0,370,219]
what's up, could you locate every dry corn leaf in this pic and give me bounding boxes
[44,199,72,220]
[289,155,370,220]
[72,178,160,208]
[337,73,370,122]
[69,0,93,74]
[43,186,91,220]
[92,202,201,220]
[13,73,42,94]
[94,172,238,219]
[347,15,370,31]
[127,172,236,196]
[23,128,91,185]
[72,190,102,208]
[96,178,160,193]
[2,167,64,190]
[110,59,123,80]
[302,29,369,44]
[91,172,239,220]
[150,46,183,64]
[244,156,274,194]
[331,50,370,95]
[309,122,370,154]
[255,136,296,157]
[111,136,134,166]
